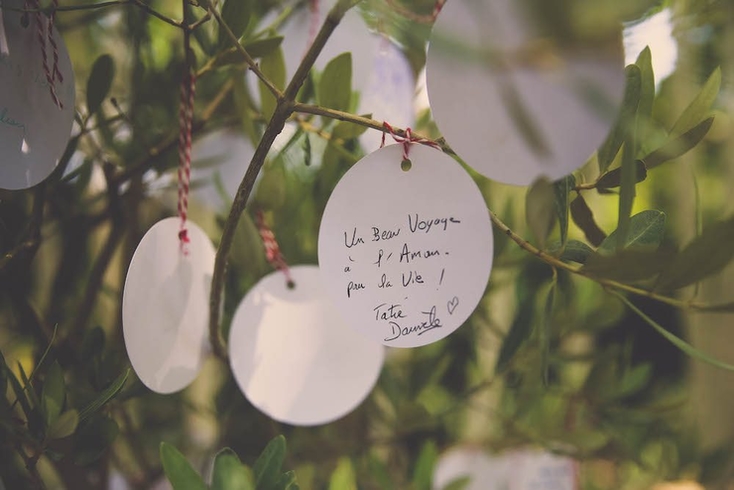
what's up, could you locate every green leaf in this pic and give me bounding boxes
[212,448,254,490]
[73,414,119,465]
[598,210,666,255]
[276,470,298,490]
[597,64,642,173]
[655,216,734,291]
[258,47,286,120]
[319,53,353,112]
[218,0,252,48]
[584,249,673,283]
[46,409,78,440]
[328,458,357,490]
[613,291,734,371]
[214,36,284,67]
[548,239,594,264]
[595,160,647,189]
[41,361,65,428]
[86,54,115,114]
[160,442,207,490]
[635,47,655,121]
[643,116,715,169]
[78,369,129,423]
[331,115,372,140]
[495,301,534,373]
[617,119,640,251]
[412,440,438,490]
[441,476,472,490]
[669,67,721,137]
[615,363,653,399]
[553,175,575,248]
[540,278,556,385]
[570,194,607,247]
[253,435,286,489]
[525,177,556,249]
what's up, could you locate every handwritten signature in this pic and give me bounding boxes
[0,107,25,132]
[384,305,442,342]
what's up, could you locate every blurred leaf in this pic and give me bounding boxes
[598,65,642,173]
[526,177,556,249]
[218,0,252,48]
[328,458,357,490]
[86,54,115,114]
[553,175,575,248]
[17,362,39,408]
[258,47,286,120]
[614,292,734,371]
[46,409,78,440]
[501,79,550,157]
[669,67,721,137]
[252,159,287,210]
[319,53,352,112]
[78,369,129,423]
[617,124,639,252]
[332,115,372,140]
[160,442,207,490]
[41,361,65,428]
[253,435,286,489]
[368,455,394,490]
[496,300,534,373]
[615,363,653,399]
[212,448,254,490]
[655,216,734,291]
[395,402,437,432]
[540,278,556,385]
[643,116,715,169]
[596,160,647,189]
[214,36,284,67]
[276,470,298,490]
[441,476,471,490]
[584,249,672,282]
[548,239,594,264]
[570,194,606,246]
[412,440,438,490]
[635,47,654,121]
[73,414,119,465]
[598,210,666,255]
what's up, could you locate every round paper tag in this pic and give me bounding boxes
[509,450,577,490]
[228,265,384,426]
[0,2,75,190]
[122,218,215,394]
[318,144,493,348]
[425,0,625,186]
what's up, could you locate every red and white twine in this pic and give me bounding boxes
[26,0,63,109]
[380,121,441,161]
[256,210,294,286]
[177,68,196,254]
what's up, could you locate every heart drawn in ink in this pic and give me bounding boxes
[447,296,459,315]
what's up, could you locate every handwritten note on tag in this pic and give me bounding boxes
[229,265,384,426]
[318,145,493,348]
[425,0,624,186]
[510,451,577,490]
[122,218,215,394]
[0,0,75,190]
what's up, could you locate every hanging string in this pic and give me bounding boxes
[255,210,295,288]
[26,0,63,109]
[177,60,196,254]
[380,121,441,162]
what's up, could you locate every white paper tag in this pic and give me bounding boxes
[426,0,624,186]
[228,265,384,426]
[0,1,75,190]
[509,450,577,490]
[122,218,215,394]
[433,446,510,490]
[318,144,493,348]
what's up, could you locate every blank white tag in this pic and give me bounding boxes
[426,0,624,186]
[318,144,493,348]
[122,218,215,394]
[228,265,384,426]
[0,0,75,190]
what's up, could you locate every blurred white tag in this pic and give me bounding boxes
[433,446,510,490]
[509,450,577,490]
[228,265,384,426]
[426,0,624,186]
[318,144,493,348]
[0,0,75,190]
[122,218,215,394]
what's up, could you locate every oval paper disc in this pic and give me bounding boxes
[122,218,215,394]
[228,265,384,426]
[426,0,625,186]
[318,144,493,348]
[0,2,76,190]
